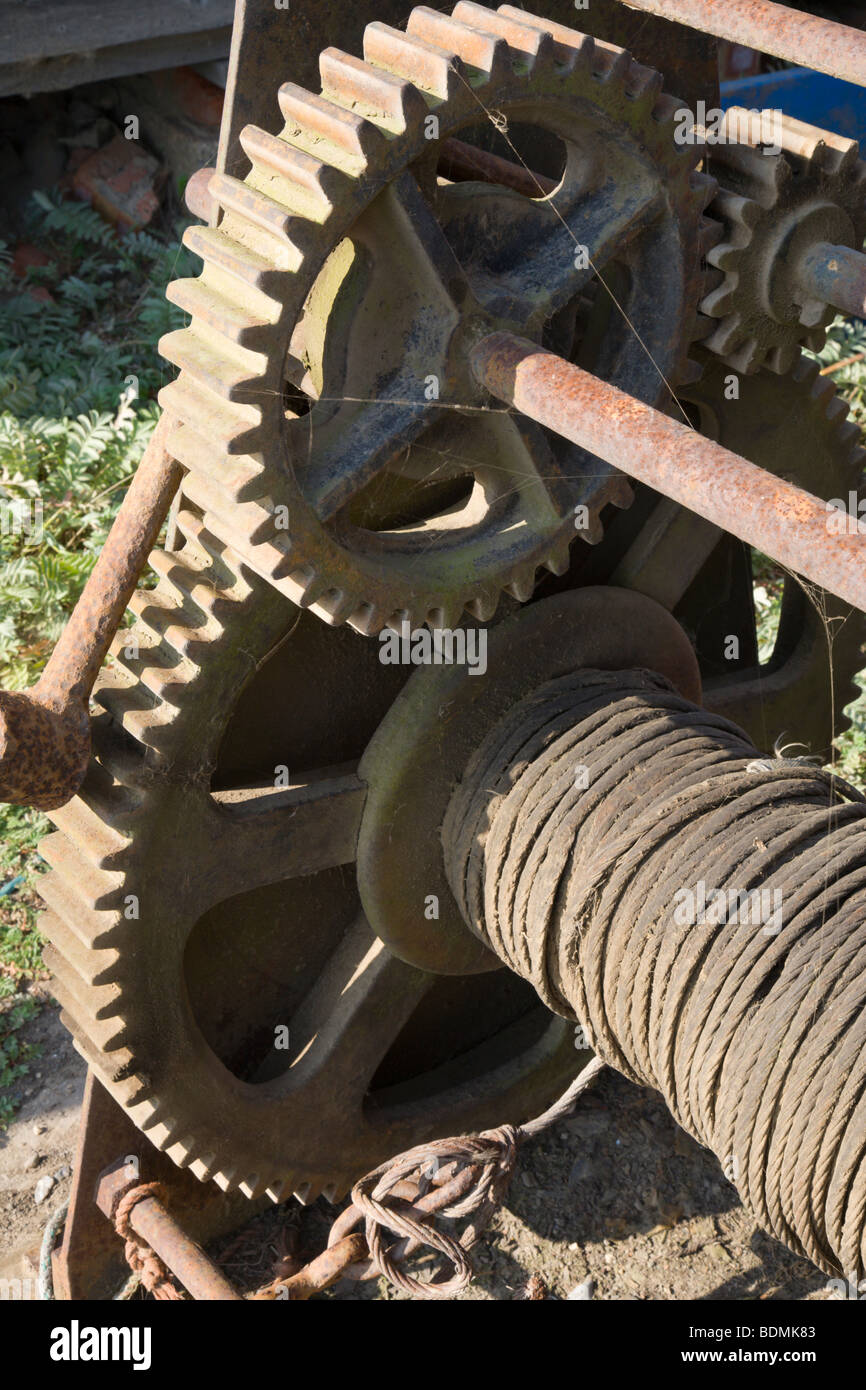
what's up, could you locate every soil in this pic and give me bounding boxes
[0,1005,834,1302]
[0,1001,85,1294]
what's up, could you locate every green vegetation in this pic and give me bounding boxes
[0,192,193,1120]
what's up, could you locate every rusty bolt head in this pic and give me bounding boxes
[95,1154,142,1221]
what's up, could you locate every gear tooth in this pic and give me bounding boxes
[160,325,267,408]
[449,2,560,64]
[505,564,539,603]
[238,124,346,218]
[62,1016,135,1091]
[623,62,662,105]
[277,81,383,171]
[649,90,683,130]
[212,1169,238,1193]
[208,173,313,264]
[730,337,762,375]
[165,1138,198,1170]
[465,587,500,622]
[407,6,510,76]
[426,600,464,629]
[141,1120,179,1152]
[183,223,284,297]
[542,539,572,577]
[363,21,462,102]
[159,378,261,457]
[776,111,857,168]
[293,1181,314,1206]
[165,277,275,353]
[319,47,428,135]
[48,796,130,869]
[40,910,121,987]
[38,838,123,936]
[765,342,798,376]
[309,587,359,626]
[166,419,265,505]
[677,358,704,387]
[238,1174,265,1200]
[47,957,128,1049]
[608,477,634,511]
[188,1154,221,1184]
[180,472,290,577]
[347,600,379,635]
[295,573,330,609]
[583,35,631,83]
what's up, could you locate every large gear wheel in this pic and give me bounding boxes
[38,508,586,1204]
[159,1,713,635]
[701,110,866,375]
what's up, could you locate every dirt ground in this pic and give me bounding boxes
[0,1004,835,1302]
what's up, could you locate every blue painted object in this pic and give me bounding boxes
[0,874,25,898]
[721,69,866,144]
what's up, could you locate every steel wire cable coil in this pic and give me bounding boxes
[444,668,866,1279]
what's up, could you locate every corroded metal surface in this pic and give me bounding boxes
[614,350,866,763]
[471,331,866,613]
[94,1165,243,1301]
[623,0,866,88]
[799,241,866,323]
[0,416,181,810]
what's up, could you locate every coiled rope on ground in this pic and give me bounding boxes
[443,668,866,1280]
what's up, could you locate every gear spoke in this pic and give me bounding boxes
[299,398,432,522]
[264,925,431,1104]
[440,174,664,329]
[203,770,366,906]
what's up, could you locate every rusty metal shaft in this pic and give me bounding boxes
[798,242,866,323]
[0,415,181,811]
[622,0,866,89]
[126,1193,243,1301]
[471,332,866,614]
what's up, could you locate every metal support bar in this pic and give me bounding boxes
[124,1195,243,1301]
[470,331,866,614]
[798,242,866,322]
[94,1156,243,1301]
[622,0,866,89]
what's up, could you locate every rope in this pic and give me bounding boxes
[444,668,866,1281]
[112,1183,184,1301]
[38,1200,68,1301]
[339,1053,604,1298]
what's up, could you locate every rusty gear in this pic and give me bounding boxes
[38,503,584,1204]
[159,1,713,634]
[701,109,866,374]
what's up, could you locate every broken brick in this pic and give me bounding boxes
[71,134,163,231]
[150,66,224,130]
[11,243,52,278]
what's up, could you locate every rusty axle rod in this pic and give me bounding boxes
[798,241,866,322]
[124,1193,243,1301]
[471,332,866,614]
[621,0,866,89]
[0,415,182,811]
